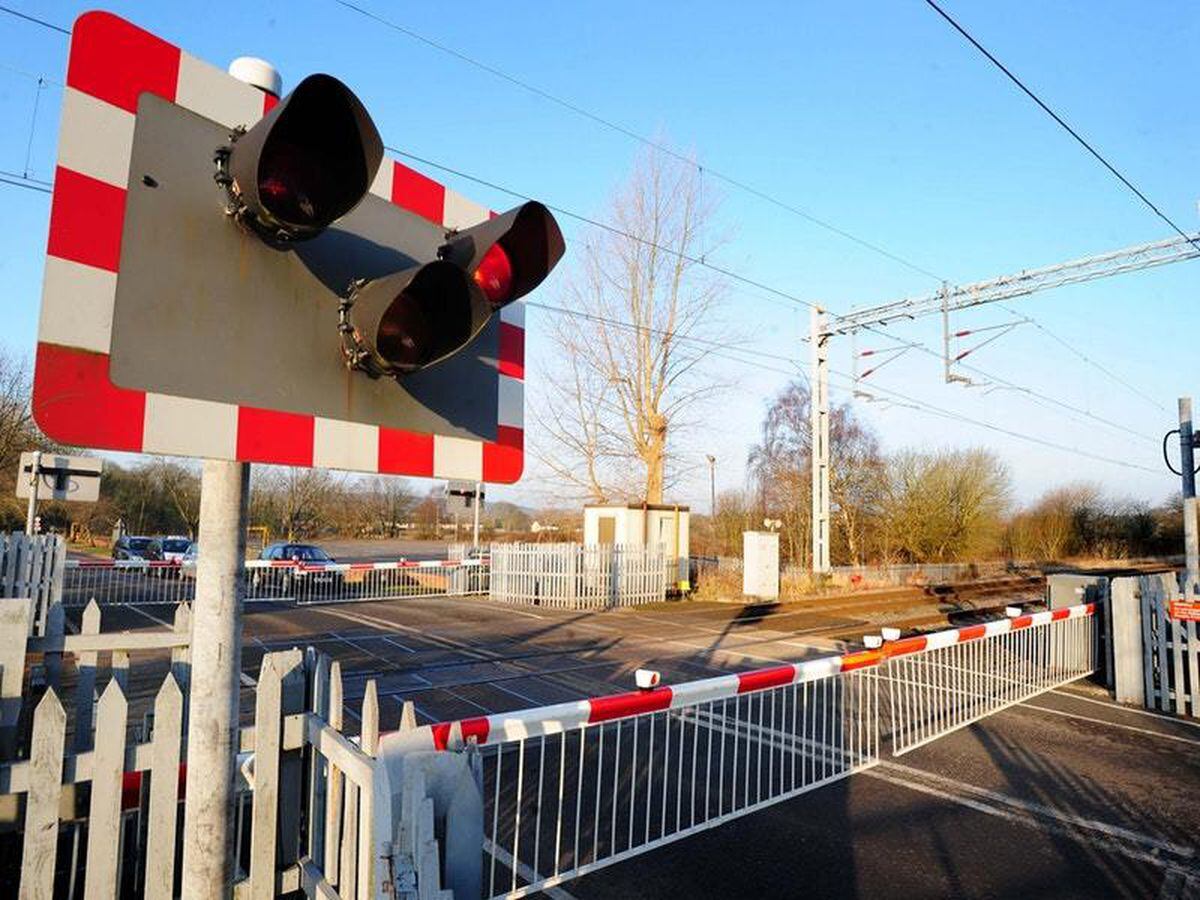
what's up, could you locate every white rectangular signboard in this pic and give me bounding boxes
[16,452,103,502]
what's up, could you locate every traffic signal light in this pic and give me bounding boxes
[217,73,383,241]
[339,201,565,377]
[36,11,558,483]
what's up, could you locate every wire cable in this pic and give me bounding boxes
[337,0,943,281]
[0,4,69,35]
[397,144,1163,445]
[530,299,1160,474]
[3,0,1173,411]
[388,146,820,313]
[923,0,1199,253]
[0,171,51,193]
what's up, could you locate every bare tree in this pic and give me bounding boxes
[257,467,343,541]
[0,351,35,475]
[534,150,726,503]
[360,476,416,537]
[748,380,885,566]
[148,459,202,538]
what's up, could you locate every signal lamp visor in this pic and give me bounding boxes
[226,74,383,240]
[342,262,490,377]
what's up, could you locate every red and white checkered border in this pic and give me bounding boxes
[386,602,1096,752]
[33,10,525,483]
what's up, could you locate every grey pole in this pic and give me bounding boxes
[181,460,249,898]
[472,481,481,550]
[24,449,40,535]
[706,455,716,518]
[1180,397,1198,596]
[809,308,831,574]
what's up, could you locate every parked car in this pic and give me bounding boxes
[253,543,341,598]
[180,541,199,580]
[156,536,193,578]
[159,536,192,564]
[112,535,163,562]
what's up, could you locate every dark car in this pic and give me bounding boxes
[112,535,163,562]
[253,542,340,598]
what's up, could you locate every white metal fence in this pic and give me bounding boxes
[489,543,667,609]
[60,557,488,607]
[383,601,1097,898]
[884,606,1096,756]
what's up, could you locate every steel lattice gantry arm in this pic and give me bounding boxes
[828,232,1200,334]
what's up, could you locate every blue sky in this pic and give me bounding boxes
[0,1,1196,510]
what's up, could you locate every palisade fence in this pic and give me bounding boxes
[689,555,1031,588]
[488,543,668,609]
[0,594,403,898]
[0,533,66,636]
[1133,573,1198,718]
[60,557,489,608]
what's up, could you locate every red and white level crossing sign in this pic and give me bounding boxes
[33,11,526,482]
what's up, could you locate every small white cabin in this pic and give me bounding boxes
[583,503,690,588]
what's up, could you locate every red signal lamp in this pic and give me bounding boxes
[473,243,514,306]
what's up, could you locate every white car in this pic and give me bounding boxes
[158,536,193,576]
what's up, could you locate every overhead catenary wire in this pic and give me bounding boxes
[335,0,944,282]
[0,3,69,35]
[0,171,51,193]
[387,147,821,314]
[529,299,1160,475]
[0,5,1170,447]
[923,0,1200,254]
[0,2,1170,412]
[855,321,1159,445]
[392,145,1162,446]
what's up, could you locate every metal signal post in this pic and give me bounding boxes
[810,307,831,574]
[1180,397,1199,597]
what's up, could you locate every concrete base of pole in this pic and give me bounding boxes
[181,460,249,898]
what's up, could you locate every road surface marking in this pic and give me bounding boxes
[1012,703,1200,747]
[871,765,1199,878]
[1050,688,1200,729]
[240,672,257,687]
[1159,868,1198,899]
[125,604,172,628]
[692,709,1198,878]
[484,839,580,900]
[879,760,1196,861]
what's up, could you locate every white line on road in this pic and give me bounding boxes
[1159,868,1198,899]
[125,604,172,628]
[1050,688,1200,729]
[694,709,1198,879]
[871,761,1199,880]
[240,672,257,687]
[484,839,580,900]
[1012,703,1200,747]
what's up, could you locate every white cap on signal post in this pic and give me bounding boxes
[635,669,661,690]
[228,56,282,97]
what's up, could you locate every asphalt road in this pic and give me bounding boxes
[85,593,1200,899]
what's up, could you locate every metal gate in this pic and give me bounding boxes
[380,601,1097,899]
[883,606,1096,755]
